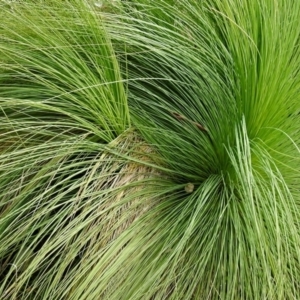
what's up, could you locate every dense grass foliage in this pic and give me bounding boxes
[0,0,299,299]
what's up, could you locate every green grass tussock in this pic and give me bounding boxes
[0,0,299,299]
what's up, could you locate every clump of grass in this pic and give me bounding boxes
[102,0,300,298]
[0,0,299,299]
[0,1,148,298]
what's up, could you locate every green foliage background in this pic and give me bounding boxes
[0,0,299,299]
